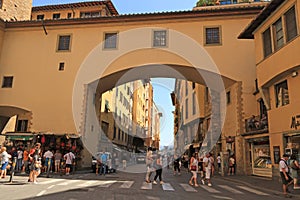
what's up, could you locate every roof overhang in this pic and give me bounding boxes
[7,4,265,29]
[238,0,285,39]
[32,1,119,16]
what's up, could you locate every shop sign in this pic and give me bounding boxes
[290,115,300,130]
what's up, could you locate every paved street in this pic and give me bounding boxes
[1,165,300,200]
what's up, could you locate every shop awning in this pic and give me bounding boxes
[5,132,34,141]
[1,115,17,134]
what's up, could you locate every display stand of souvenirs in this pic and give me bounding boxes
[2,133,84,169]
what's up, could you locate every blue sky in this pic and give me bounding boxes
[151,78,175,148]
[32,0,198,14]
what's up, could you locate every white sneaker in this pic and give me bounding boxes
[208,183,212,187]
[294,186,300,190]
[153,181,157,185]
[160,181,164,185]
[201,180,205,185]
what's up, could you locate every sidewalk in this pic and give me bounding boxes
[218,174,300,198]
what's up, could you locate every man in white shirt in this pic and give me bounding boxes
[217,153,221,173]
[202,153,212,187]
[64,151,75,175]
[17,148,24,171]
[43,149,53,173]
[279,154,293,198]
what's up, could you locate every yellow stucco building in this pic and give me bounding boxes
[1,0,296,176]
[239,0,300,177]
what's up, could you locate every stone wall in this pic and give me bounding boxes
[0,0,32,21]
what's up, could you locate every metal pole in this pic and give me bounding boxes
[9,157,17,183]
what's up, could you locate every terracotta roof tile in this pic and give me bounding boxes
[32,1,118,16]
[7,3,266,28]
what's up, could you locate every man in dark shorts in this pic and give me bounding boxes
[279,154,293,198]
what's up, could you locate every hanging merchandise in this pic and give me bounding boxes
[41,135,46,144]
[72,139,77,151]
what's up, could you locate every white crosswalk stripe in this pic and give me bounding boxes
[162,183,174,191]
[120,181,134,188]
[57,180,81,186]
[237,185,269,196]
[98,180,117,187]
[141,182,152,190]
[200,185,221,193]
[39,179,65,185]
[179,183,197,192]
[34,178,272,197]
[77,180,99,187]
[218,185,244,194]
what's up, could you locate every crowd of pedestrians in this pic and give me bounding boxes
[143,149,219,187]
[0,142,76,184]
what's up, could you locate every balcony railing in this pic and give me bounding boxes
[245,114,268,134]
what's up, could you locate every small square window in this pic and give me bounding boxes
[37,14,44,20]
[2,76,13,88]
[53,13,60,20]
[104,32,118,49]
[226,91,231,104]
[275,80,289,107]
[153,30,167,47]
[263,28,272,58]
[59,62,65,71]
[285,6,298,42]
[57,35,71,51]
[205,27,221,45]
[16,120,28,132]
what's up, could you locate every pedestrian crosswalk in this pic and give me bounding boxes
[30,178,270,197]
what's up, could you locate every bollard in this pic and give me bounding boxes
[9,157,17,183]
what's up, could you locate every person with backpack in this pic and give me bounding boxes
[64,150,75,176]
[279,154,293,198]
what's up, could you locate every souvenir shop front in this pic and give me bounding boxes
[3,132,84,169]
[246,135,272,178]
[284,132,300,162]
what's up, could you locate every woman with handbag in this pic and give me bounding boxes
[189,153,199,187]
[28,143,42,183]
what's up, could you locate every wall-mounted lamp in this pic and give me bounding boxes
[292,71,298,78]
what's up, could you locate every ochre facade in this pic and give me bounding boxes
[1,0,297,176]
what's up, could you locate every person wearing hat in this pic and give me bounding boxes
[279,154,293,198]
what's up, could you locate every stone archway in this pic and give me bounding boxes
[72,27,240,159]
